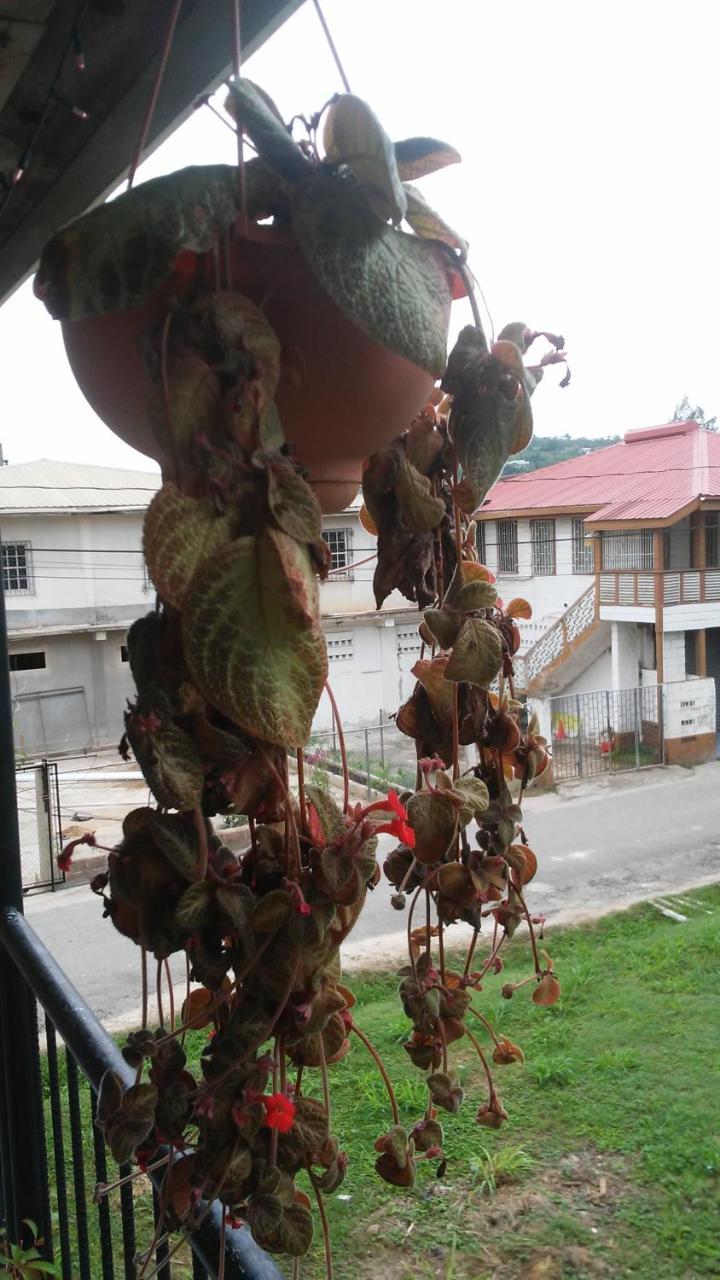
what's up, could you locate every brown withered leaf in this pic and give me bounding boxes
[444,619,503,687]
[406,789,458,864]
[411,655,455,728]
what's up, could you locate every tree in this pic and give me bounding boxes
[673,395,717,431]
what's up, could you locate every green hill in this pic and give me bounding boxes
[502,434,620,475]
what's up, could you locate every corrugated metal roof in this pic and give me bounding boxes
[0,459,161,513]
[478,421,720,524]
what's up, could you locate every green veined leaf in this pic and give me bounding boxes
[291,173,451,375]
[394,136,462,181]
[182,529,327,747]
[143,483,240,610]
[226,78,313,182]
[323,93,407,224]
[36,165,242,320]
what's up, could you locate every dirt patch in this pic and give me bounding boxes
[334,1147,635,1280]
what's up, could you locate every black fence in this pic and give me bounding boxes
[549,685,663,781]
[0,588,281,1278]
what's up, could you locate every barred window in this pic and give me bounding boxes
[475,521,487,565]
[601,529,653,570]
[571,518,593,574]
[497,520,518,574]
[531,519,556,575]
[2,542,33,594]
[324,528,353,579]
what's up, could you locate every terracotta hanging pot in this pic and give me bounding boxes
[61,225,449,513]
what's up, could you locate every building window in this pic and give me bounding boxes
[601,529,653,570]
[530,519,556,575]
[572,518,593,574]
[476,521,487,565]
[497,520,518,574]
[2,542,33,594]
[9,651,46,671]
[706,520,719,568]
[327,635,354,662]
[324,528,353,580]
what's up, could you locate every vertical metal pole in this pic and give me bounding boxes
[605,690,613,774]
[364,729,371,798]
[36,760,53,886]
[634,687,640,769]
[379,711,385,767]
[0,580,52,1254]
[575,695,583,778]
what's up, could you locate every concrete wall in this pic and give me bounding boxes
[662,631,686,683]
[663,677,716,764]
[9,630,134,756]
[555,647,613,697]
[482,516,594,646]
[316,611,421,731]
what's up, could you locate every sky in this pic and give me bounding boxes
[0,0,718,471]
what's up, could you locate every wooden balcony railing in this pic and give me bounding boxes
[599,569,720,607]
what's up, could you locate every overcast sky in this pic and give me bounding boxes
[1,0,717,471]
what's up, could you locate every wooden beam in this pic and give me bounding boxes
[0,0,303,305]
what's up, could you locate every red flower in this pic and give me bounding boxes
[57,831,97,873]
[262,1092,296,1133]
[363,791,416,849]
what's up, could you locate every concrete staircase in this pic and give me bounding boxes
[513,585,610,696]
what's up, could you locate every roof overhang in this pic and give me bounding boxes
[0,0,302,306]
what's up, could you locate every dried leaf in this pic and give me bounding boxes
[505,597,533,620]
[412,655,455,728]
[406,789,458,865]
[532,973,561,1006]
[394,454,445,532]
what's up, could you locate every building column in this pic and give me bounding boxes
[653,530,664,683]
[696,629,707,678]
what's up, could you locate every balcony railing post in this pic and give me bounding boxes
[0,578,52,1256]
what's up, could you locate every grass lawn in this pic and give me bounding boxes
[294,886,720,1280]
[42,886,720,1278]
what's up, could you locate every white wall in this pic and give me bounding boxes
[555,647,613,697]
[315,611,422,731]
[663,678,715,737]
[662,631,686,682]
[2,510,149,624]
[482,516,593,645]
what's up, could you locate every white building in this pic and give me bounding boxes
[477,421,720,767]
[1,460,420,755]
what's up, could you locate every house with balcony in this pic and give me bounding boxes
[477,419,720,765]
[1,461,420,753]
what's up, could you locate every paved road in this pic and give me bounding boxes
[25,763,720,1030]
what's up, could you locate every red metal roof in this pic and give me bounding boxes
[478,421,720,525]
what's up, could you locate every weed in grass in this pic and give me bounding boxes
[468,1143,535,1198]
[528,1056,575,1088]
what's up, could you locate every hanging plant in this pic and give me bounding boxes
[35,79,468,513]
[45,76,570,1276]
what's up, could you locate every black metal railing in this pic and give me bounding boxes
[0,587,282,1278]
